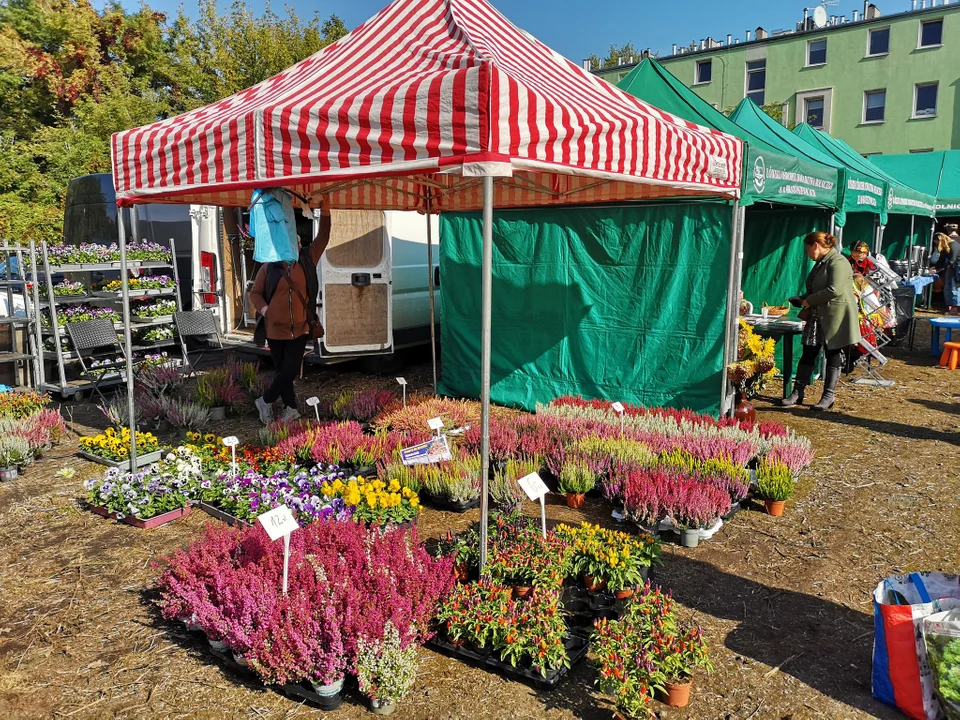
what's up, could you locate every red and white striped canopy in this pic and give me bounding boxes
[112,0,742,210]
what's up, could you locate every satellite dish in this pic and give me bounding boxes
[813,6,828,29]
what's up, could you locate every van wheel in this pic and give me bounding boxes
[360,350,406,376]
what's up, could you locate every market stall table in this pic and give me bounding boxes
[744,316,806,398]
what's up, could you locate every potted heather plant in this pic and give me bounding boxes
[755,460,795,517]
[356,622,418,716]
[669,480,730,549]
[558,458,595,509]
[0,435,30,480]
[196,368,245,420]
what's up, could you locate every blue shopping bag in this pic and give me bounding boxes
[250,188,298,263]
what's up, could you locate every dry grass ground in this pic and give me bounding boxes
[0,320,957,720]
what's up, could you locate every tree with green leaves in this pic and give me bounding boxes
[586,42,643,71]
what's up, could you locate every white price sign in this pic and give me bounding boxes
[305,396,320,407]
[222,436,239,479]
[427,417,444,432]
[395,377,407,386]
[222,435,239,447]
[258,505,300,595]
[518,472,549,501]
[611,402,625,414]
[258,505,300,541]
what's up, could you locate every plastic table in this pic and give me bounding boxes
[929,317,960,357]
[750,320,805,398]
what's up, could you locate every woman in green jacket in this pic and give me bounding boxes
[782,231,862,411]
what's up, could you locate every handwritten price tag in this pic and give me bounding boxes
[258,505,300,541]
[427,417,444,431]
[222,435,239,448]
[518,472,549,501]
[611,402,625,414]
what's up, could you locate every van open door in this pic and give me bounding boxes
[317,210,393,357]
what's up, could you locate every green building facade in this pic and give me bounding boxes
[593,2,960,155]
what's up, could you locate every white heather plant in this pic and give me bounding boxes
[356,622,418,704]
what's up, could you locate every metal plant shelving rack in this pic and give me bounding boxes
[33,239,183,398]
[0,244,41,388]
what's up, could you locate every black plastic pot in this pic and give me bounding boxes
[721,501,741,522]
[198,501,253,528]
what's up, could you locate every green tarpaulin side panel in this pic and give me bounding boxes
[438,203,732,415]
[842,212,877,250]
[939,151,960,212]
[882,216,933,260]
[792,122,890,223]
[740,207,826,379]
[616,60,840,210]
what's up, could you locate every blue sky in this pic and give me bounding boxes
[125,0,918,64]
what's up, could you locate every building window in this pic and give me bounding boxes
[806,97,825,129]
[910,148,934,153]
[745,60,765,105]
[919,19,943,48]
[868,27,889,56]
[807,39,827,66]
[863,153,882,158]
[695,59,712,84]
[863,90,886,123]
[914,82,938,117]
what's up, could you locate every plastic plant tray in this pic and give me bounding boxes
[121,505,191,529]
[421,493,481,513]
[198,501,253,528]
[426,633,589,691]
[78,450,164,471]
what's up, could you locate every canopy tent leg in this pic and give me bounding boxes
[875,223,885,256]
[478,176,494,570]
[908,216,916,277]
[830,214,836,237]
[426,196,438,394]
[118,216,138,466]
[721,201,742,417]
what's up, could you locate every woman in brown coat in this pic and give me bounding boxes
[249,201,330,423]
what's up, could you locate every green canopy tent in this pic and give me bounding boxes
[617,59,842,210]
[794,124,937,266]
[731,100,887,228]
[617,61,842,388]
[873,149,960,218]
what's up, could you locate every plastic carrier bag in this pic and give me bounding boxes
[873,572,960,720]
[923,609,960,720]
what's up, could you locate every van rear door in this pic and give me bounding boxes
[318,210,393,357]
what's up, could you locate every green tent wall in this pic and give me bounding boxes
[438,203,732,415]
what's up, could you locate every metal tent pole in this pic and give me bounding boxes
[478,176,494,570]
[721,201,741,417]
[426,195,438,394]
[118,215,138,466]
[908,215,916,276]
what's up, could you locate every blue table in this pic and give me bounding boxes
[901,276,934,295]
[929,317,960,356]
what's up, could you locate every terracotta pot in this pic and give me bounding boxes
[764,499,786,517]
[614,588,634,600]
[583,574,607,592]
[453,563,470,583]
[565,492,585,509]
[512,585,532,599]
[661,679,693,708]
[734,394,756,424]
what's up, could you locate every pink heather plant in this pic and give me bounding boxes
[667,477,731,530]
[343,389,400,424]
[460,418,520,463]
[765,438,815,477]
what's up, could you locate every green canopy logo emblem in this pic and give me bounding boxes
[887,192,894,210]
[753,156,766,194]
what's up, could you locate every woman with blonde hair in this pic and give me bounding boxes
[783,231,861,411]
[930,232,960,315]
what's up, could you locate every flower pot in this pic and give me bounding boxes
[512,585,532,599]
[565,492,585,509]
[583,574,607,592]
[232,652,249,667]
[208,638,228,653]
[370,698,397,716]
[661,679,693,708]
[310,677,344,697]
[182,615,201,632]
[209,406,227,421]
[156,419,170,432]
[679,528,700,548]
[448,638,465,648]
[0,466,18,481]
[764,499,786,517]
[614,588,634,600]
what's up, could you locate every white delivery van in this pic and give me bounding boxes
[316,210,441,360]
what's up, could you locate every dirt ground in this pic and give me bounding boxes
[0,316,957,720]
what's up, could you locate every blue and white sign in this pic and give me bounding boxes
[400,435,452,466]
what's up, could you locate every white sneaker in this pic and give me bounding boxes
[279,406,301,422]
[255,397,274,424]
